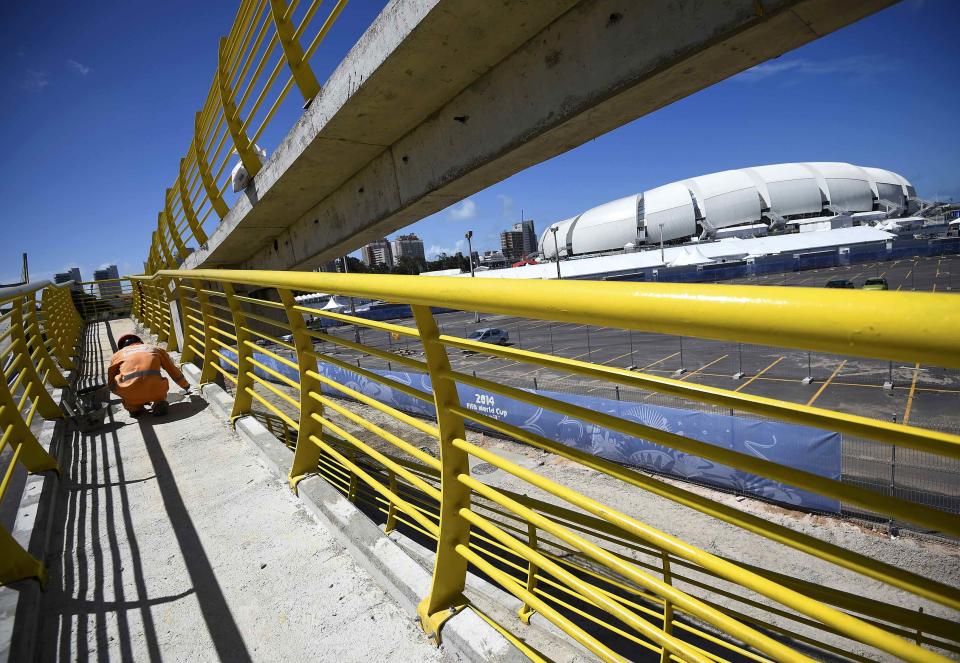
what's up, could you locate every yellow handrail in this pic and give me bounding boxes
[0,281,82,586]
[128,269,960,662]
[143,0,351,273]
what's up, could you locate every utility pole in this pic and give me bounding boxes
[21,253,29,284]
[550,226,562,280]
[465,230,479,323]
[659,223,665,264]
[341,255,361,343]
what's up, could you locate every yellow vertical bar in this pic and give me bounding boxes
[178,156,208,245]
[163,196,188,261]
[192,279,220,385]
[217,36,262,180]
[8,297,60,420]
[279,287,325,492]
[659,552,675,663]
[269,0,321,102]
[193,115,230,219]
[25,291,67,388]
[411,304,470,643]
[518,522,539,624]
[224,282,254,421]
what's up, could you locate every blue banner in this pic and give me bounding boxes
[220,348,841,512]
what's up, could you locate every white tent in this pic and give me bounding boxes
[321,296,346,310]
[667,246,713,267]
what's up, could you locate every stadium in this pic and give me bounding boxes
[539,162,917,258]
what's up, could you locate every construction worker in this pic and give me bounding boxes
[108,334,189,416]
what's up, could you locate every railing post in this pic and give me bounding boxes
[193,122,230,220]
[411,304,470,643]
[8,296,61,420]
[192,279,220,384]
[161,278,179,353]
[178,158,208,245]
[279,288,326,492]
[518,522,539,623]
[659,552,675,663]
[162,208,187,263]
[217,37,262,181]
[223,282,255,422]
[269,0,321,103]
[25,291,67,389]
[384,470,398,533]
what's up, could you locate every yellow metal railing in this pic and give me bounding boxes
[0,281,82,586]
[143,0,350,274]
[130,269,960,662]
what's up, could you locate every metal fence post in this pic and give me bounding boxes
[191,279,220,385]
[411,304,470,643]
[279,289,326,492]
[224,282,255,421]
[518,522,540,624]
[586,325,592,361]
[217,37,263,181]
[269,0,322,103]
[659,552,675,663]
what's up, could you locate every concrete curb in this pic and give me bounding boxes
[0,384,72,663]
[182,365,526,663]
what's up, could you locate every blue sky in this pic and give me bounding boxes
[1,0,958,282]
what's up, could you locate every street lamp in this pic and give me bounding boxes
[550,225,562,280]
[341,255,360,343]
[465,230,479,323]
[659,223,665,264]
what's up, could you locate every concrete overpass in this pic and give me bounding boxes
[184,0,895,272]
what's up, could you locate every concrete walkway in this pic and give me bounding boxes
[32,319,444,662]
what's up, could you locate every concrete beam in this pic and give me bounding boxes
[186,0,894,272]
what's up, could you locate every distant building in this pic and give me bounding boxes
[391,233,425,266]
[54,267,82,285]
[478,250,508,269]
[361,239,394,268]
[93,265,121,298]
[500,220,537,261]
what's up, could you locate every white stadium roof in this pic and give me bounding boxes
[539,162,914,258]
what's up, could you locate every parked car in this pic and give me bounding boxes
[466,328,509,345]
[862,277,889,291]
[825,279,855,289]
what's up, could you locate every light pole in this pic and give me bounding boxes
[550,226,561,280]
[465,230,479,323]
[659,223,665,264]
[341,255,360,343]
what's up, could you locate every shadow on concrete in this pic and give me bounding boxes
[135,417,252,663]
[24,322,249,663]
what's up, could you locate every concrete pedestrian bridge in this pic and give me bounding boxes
[4,0,960,660]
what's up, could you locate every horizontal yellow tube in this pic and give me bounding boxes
[154,269,960,368]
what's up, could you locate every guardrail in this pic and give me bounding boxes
[142,0,350,275]
[73,279,134,321]
[0,281,82,586]
[132,270,960,662]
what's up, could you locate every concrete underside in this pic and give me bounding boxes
[24,320,444,662]
[185,0,895,273]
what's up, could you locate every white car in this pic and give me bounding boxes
[467,328,509,345]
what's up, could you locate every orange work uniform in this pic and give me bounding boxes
[108,343,189,412]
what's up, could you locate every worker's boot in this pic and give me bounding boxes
[129,407,148,418]
[151,400,169,417]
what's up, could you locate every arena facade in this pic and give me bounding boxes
[539,162,916,258]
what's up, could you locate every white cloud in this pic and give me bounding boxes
[427,239,466,259]
[735,56,900,83]
[66,59,91,76]
[496,194,515,219]
[23,69,48,92]
[447,199,477,220]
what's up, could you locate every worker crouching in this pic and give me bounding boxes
[109,334,190,417]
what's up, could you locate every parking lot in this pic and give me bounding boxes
[317,255,959,430]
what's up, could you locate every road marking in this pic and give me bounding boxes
[583,350,647,392]
[734,356,784,393]
[679,355,729,381]
[903,362,920,424]
[465,343,545,371]
[806,360,846,406]
[638,351,679,372]
[640,354,729,401]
